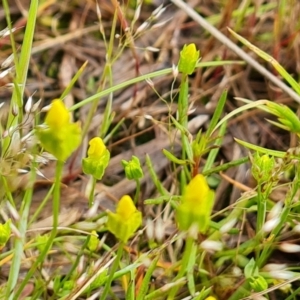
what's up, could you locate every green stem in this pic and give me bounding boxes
[81,11,117,139]
[14,160,64,299]
[178,74,188,128]
[256,185,266,233]
[134,179,141,205]
[167,236,194,299]
[256,202,291,267]
[100,243,124,300]
[28,185,54,226]
[60,235,91,292]
[209,196,253,241]
[1,176,16,208]
[89,177,97,208]
[6,170,36,299]
[177,74,191,189]
[257,166,300,267]
[2,0,38,154]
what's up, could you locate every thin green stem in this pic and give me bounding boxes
[177,74,192,188]
[136,255,160,300]
[6,169,36,299]
[100,243,124,300]
[256,166,300,267]
[1,176,16,208]
[134,179,141,205]
[60,236,91,291]
[256,185,266,233]
[89,177,97,208]
[2,0,38,154]
[178,74,188,127]
[203,156,249,176]
[82,10,117,139]
[14,160,64,299]
[167,236,194,299]
[28,185,54,226]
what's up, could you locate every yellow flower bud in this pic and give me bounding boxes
[45,99,70,130]
[87,137,106,159]
[82,137,110,180]
[116,195,138,220]
[37,99,81,161]
[0,220,11,250]
[107,195,142,243]
[176,174,214,233]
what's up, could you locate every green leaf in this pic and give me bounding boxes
[162,149,189,165]
[244,258,259,278]
[235,138,287,158]
[206,89,227,138]
[228,28,300,96]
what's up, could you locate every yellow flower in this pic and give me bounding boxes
[0,219,11,251]
[45,99,70,130]
[37,99,81,161]
[87,137,106,159]
[107,195,142,243]
[185,173,210,205]
[82,137,110,180]
[176,174,214,233]
[116,195,138,220]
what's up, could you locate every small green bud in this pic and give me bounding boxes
[192,140,201,158]
[0,220,11,250]
[251,152,275,183]
[249,275,268,292]
[122,156,143,180]
[88,230,99,252]
[178,43,200,75]
[82,137,110,180]
[62,280,74,291]
[36,234,49,253]
[192,130,206,158]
